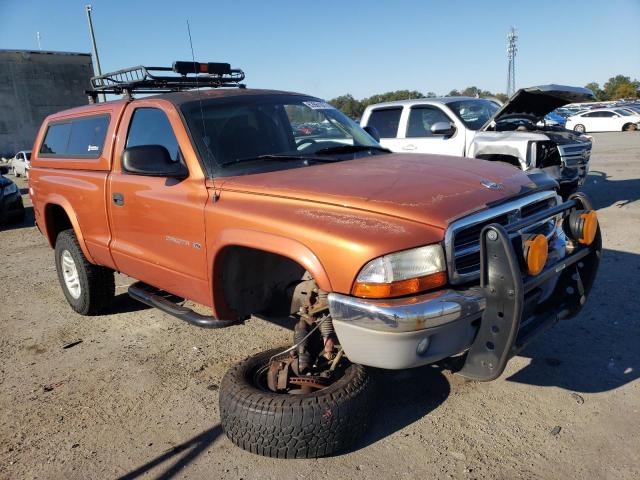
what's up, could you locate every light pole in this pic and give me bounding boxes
[85,5,105,102]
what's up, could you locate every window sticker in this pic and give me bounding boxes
[303,101,334,110]
[87,145,99,152]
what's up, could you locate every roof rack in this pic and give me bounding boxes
[86,61,245,102]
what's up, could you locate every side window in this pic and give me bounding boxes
[367,108,402,138]
[406,106,452,137]
[40,123,72,155]
[126,108,180,162]
[599,111,614,117]
[16,153,23,160]
[66,116,109,155]
[39,116,109,157]
[581,112,594,118]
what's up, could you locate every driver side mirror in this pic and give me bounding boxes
[122,145,188,178]
[0,166,8,175]
[430,122,456,137]
[363,125,381,143]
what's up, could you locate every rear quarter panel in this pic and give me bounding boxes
[30,102,127,268]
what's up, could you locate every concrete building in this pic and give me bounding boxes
[0,50,94,156]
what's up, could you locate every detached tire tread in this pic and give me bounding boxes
[54,229,115,315]
[219,348,374,458]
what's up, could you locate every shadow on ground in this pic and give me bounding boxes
[582,170,640,209]
[508,248,640,393]
[117,425,223,480]
[103,292,152,315]
[349,365,450,453]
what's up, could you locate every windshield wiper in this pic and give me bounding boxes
[224,153,340,165]
[313,145,391,155]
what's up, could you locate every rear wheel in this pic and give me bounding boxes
[623,123,637,132]
[54,229,115,315]
[219,347,375,458]
[573,124,586,133]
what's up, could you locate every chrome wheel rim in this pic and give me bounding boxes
[61,250,81,299]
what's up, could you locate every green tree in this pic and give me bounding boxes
[613,83,638,99]
[584,82,602,100]
[602,75,640,100]
[328,94,363,119]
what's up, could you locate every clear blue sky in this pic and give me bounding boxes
[1,0,639,100]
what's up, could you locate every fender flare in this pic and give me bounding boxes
[211,228,332,292]
[43,196,96,264]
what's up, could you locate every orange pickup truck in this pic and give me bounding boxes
[29,62,601,458]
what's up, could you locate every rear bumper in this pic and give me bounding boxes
[329,193,601,378]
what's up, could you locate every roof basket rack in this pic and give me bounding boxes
[86,61,245,102]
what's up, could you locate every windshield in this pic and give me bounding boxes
[446,99,500,130]
[181,95,383,177]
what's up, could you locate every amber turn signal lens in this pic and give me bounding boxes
[524,234,548,276]
[352,271,447,298]
[579,210,598,245]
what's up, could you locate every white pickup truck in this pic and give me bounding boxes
[360,85,595,197]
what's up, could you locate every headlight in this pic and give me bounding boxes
[4,183,17,195]
[352,244,447,298]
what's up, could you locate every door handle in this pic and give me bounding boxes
[402,144,417,151]
[112,193,124,206]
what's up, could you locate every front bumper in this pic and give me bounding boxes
[328,193,601,379]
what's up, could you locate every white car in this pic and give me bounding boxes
[565,109,640,133]
[11,150,31,178]
[360,85,594,196]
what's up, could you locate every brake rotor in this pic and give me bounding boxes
[288,375,330,391]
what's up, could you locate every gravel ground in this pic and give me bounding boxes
[1,132,639,480]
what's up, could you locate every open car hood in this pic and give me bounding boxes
[482,84,595,130]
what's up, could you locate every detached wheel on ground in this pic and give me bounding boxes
[573,124,586,133]
[219,347,375,458]
[54,229,115,315]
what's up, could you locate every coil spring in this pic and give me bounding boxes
[318,315,334,339]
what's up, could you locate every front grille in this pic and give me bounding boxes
[445,191,559,283]
[558,143,591,167]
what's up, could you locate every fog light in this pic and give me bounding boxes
[565,209,598,245]
[523,234,548,275]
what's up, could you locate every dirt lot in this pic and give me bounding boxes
[1,132,639,480]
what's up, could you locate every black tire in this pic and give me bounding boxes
[574,124,586,133]
[54,229,115,315]
[623,123,637,132]
[219,347,375,458]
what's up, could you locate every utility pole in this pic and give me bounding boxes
[36,32,42,50]
[506,26,518,98]
[85,5,105,102]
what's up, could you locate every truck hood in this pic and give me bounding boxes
[482,84,595,130]
[219,153,538,229]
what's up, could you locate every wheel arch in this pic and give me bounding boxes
[43,199,95,263]
[210,229,332,320]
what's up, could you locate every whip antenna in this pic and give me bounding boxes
[186,20,218,200]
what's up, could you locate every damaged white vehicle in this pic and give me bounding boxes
[360,85,595,197]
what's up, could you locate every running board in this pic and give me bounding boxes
[128,282,236,329]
